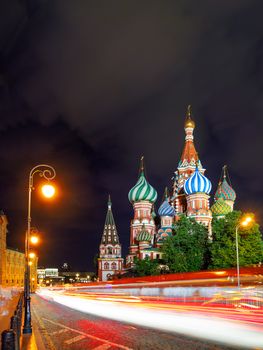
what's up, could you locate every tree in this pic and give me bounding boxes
[209,211,263,269]
[133,256,159,277]
[161,215,209,272]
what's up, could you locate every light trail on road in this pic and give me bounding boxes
[37,288,263,349]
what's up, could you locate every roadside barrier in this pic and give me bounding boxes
[1,293,23,350]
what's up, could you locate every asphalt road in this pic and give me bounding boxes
[31,294,237,350]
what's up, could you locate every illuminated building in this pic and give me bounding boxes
[0,211,37,290]
[126,106,236,264]
[97,106,237,273]
[98,196,123,281]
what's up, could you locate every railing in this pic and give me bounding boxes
[1,293,23,350]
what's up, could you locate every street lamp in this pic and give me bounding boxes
[23,164,56,334]
[235,216,253,289]
[30,227,40,245]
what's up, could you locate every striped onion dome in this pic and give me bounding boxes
[211,198,232,216]
[184,166,212,195]
[137,225,152,242]
[158,199,175,217]
[215,178,236,202]
[128,157,157,203]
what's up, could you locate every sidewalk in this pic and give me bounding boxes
[21,294,47,350]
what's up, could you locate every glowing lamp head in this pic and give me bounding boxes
[28,261,33,266]
[29,252,36,259]
[42,184,55,198]
[30,236,39,244]
[241,216,253,227]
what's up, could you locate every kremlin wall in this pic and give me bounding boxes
[98,106,237,281]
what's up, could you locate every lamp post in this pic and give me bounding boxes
[235,216,253,289]
[23,164,56,334]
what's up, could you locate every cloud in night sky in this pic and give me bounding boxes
[0,0,262,270]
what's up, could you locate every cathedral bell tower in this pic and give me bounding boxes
[97,196,123,281]
[172,106,205,219]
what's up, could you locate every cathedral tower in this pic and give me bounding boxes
[211,165,236,218]
[172,106,205,218]
[184,165,213,238]
[156,188,175,247]
[97,196,123,281]
[127,157,157,264]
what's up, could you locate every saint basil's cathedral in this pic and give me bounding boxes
[98,106,236,281]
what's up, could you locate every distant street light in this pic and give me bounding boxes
[235,216,254,289]
[30,235,39,244]
[23,164,56,334]
[30,227,40,245]
[29,252,36,259]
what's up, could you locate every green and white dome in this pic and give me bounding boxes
[128,157,157,203]
[211,198,232,217]
[137,225,152,242]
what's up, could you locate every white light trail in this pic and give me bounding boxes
[37,289,263,349]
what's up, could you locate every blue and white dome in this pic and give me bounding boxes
[184,167,212,195]
[158,200,175,217]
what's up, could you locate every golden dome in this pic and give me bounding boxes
[184,105,195,129]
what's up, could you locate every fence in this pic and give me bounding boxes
[1,293,23,350]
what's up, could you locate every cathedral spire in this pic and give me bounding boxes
[179,105,199,168]
[184,105,195,129]
[108,194,112,208]
[164,186,169,199]
[139,155,145,174]
[100,196,120,245]
[214,165,236,206]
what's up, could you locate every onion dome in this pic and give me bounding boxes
[211,198,232,217]
[158,188,175,217]
[137,225,152,242]
[184,166,212,195]
[128,156,157,203]
[184,105,195,129]
[214,166,236,202]
[158,200,175,217]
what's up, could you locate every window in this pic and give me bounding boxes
[104,262,109,269]
[111,262,117,270]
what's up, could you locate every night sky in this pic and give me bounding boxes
[0,0,262,271]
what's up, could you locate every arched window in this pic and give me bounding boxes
[107,247,113,254]
[111,262,117,270]
[104,262,109,269]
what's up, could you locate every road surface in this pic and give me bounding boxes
[31,293,238,350]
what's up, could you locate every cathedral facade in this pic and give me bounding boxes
[98,106,236,278]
